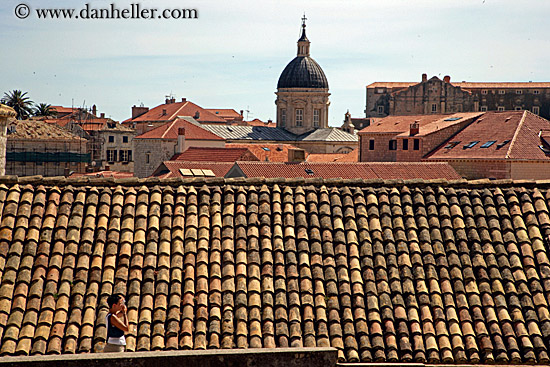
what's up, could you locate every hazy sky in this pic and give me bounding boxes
[1,0,549,125]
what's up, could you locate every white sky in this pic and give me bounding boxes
[1,0,549,125]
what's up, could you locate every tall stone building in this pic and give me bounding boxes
[366,74,550,120]
[275,17,330,135]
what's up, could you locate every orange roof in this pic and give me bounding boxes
[358,113,480,135]
[50,105,76,114]
[426,111,550,161]
[306,149,358,163]
[135,118,224,141]
[234,162,461,180]
[125,100,227,124]
[153,161,235,178]
[226,143,299,162]
[204,109,242,121]
[170,147,258,162]
[244,119,276,128]
[368,81,550,89]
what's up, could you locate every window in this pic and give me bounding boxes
[481,90,488,95]
[498,106,505,112]
[146,152,150,164]
[533,106,540,115]
[123,136,128,143]
[498,90,505,95]
[107,149,117,162]
[389,140,397,150]
[313,109,320,127]
[516,90,523,94]
[496,140,510,149]
[377,106,384,114]
[262,147,271,151]
[295,109,303,127]
[108,136,114,143]
[533,90,540,95]
[431,103,437,113]
[463,141,480,149]
[481,140,497,148]
[120,150,132,162]
[515,106,522,111]
[281,109,286,127]
[375,88,386,94]
[413,139,420,150]
[369,139,375,150]
[480,106,488,112]
[445,141,461,149]
[305,168,314,175]
[402,139,409,150]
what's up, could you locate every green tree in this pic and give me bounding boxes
[1,90,34,119]
[34,103,57,118]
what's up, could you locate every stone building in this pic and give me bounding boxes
[366,74,550,119]
[0,104,15,175]
[5,119,89,176]
[275,17,330,135]
[133,117,225,177]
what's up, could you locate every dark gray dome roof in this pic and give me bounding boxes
[277,56,329,89]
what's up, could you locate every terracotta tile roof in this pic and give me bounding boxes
[135,117,224,141]
[7,119,86,141]
[427,111,550,160]
[170,147,259,162]
[234,161,461,180]
[368,81,550,89]
[49,105,76,114]
[3,176,550,364]
[359,113,481,135]
[204,109,242,121]
[244,119,276,128]
[124,100,227,124]
[227,143,300,162]
[306,149,358,163]
[154,161,235,177]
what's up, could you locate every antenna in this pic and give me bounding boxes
[246,106,251,120]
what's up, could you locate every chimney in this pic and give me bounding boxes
[132,105,149,119]
[410,120,420,136]
[165,98,170,104]
[288,148,306,162]
[170,97,176,104]
[162,109,167,116]
[182,98,186,102]
[422,73,428,82]
[100,112,105,118]
[92,104,97,116]
[443,75,451,83]
[194,111,200,119]
[177,127,186,154]
[104,165,110,171]
[240,110,244,116]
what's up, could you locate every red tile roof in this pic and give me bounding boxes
[170,147,259,162]
[124,100,227,124]
[427,111,550,161]
[226,143,300,162]
[154,161,235,178]
[358,113,481,135]
[306,149,358,162]
[135,118,224,141]
[49,105,76,114]
[244,119,276,128]
[234,161,461,180]
[204,109,242,121]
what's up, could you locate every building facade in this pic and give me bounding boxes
[275,17,330,135]
[366,74,550,119]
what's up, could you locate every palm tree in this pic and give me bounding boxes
[1,90,34,119]
[34,103,57,118]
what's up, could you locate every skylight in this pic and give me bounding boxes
[305,168,314,175]
[463,141,480,149]
[262,147,271,151]
[444,117,462,122]
[481,140,497,148]
[445,141,461,149]
[496,140,510,149]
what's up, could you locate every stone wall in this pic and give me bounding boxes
[0,105,15,175]
[275,88,330,135]
[134,138,175,178]
[0,348,337,367]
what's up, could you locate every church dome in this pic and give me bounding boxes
[277,56,329,89]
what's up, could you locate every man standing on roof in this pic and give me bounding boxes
[103,294,129,352]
